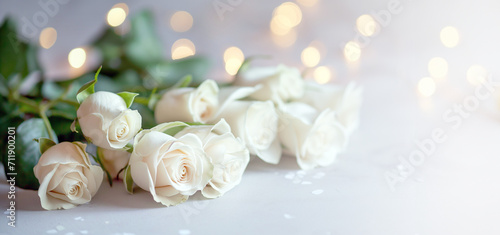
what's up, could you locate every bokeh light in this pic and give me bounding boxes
[107,4,128,27]
[170,11,193,32]
[224,47,244,75]
[171,39,195,60]
[68,48,86,68]
[39,27,57,49]
[225,58,243,76]
[224,47,244,63]
[301,46,321,67]
[314,66,332,84]
[440,26,459,48]
[270,2,302,47]
[343,41,361,62]
[270,15,292,35]
[428,57,448,78]
[356,14,377,37]
[273,2,302,28]
[113,3,129,14]
[466,64,487,86]
[418,77,436,97]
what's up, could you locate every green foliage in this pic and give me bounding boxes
[2,119,57,190]
[147,57,211,87]
[117,91,139,108]
[125,10,163,68]
[171,75,193,89]
[95,148,113,187]
[0,10,217,190]
[123,165,134,194]
[76,66,101,103]
[151,121,189,136]
[0,18,40,79]
[37,137,56,154]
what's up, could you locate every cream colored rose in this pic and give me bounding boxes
[297,82,362,134]
[77,91,142,150]
[155,80,219,124]
[33,142,103,210]
[175,119,250,198]
[215,100,281,164]
[234,64,304,103]
[129,130,213,206]
[97,147,130,180]
[278,102,347,170]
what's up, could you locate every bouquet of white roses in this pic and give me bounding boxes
[0,11,361,210]
[31,64,361,210]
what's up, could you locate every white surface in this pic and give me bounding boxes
[2,0,500,234]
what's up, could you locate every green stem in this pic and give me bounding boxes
[39,105,56,142]
[11,84,72,143]
[16,96,39,110]
[55,98,79,108]
[134,97,149,106]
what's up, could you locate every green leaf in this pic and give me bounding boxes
[76,66,102,103]
[114,70,143,91]
[125,10,163,67]
[7,73,22,91]
[92,28,124,70]
[117,91,139,108]
[0,94,23,163]
[163,125,187,136]
[2,118,57,189]
[147,57,211,87]
[0,18,28,79]
[37,137,56,154]
[123,165,134,194]
[171,75,192,89]
[0,74,8,97]
[51,117,79,143]
[151,121,189,136]
[70,119,79,133]
[0,18,41,94]
[95,148,113,187]
[41,81,65,100]
[47,115,73,135]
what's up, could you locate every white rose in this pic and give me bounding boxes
[33,142,104,210]
[297,82,362,134]
[155,79,219,124]
[234,64,304,103]
[77,91,142,150]
[129,130,213,206]
[175,119,250,198]
[278,102,347,170]
[97,147,130,180]
[215,100,281,164]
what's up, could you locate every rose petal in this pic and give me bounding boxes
[87,165,104,197]
[37,164,77,210]
[155,88,195,124]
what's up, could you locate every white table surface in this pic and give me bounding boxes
[2,0,500,234]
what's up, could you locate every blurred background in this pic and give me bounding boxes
[1,0,500,234]
[2,0,499,83]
